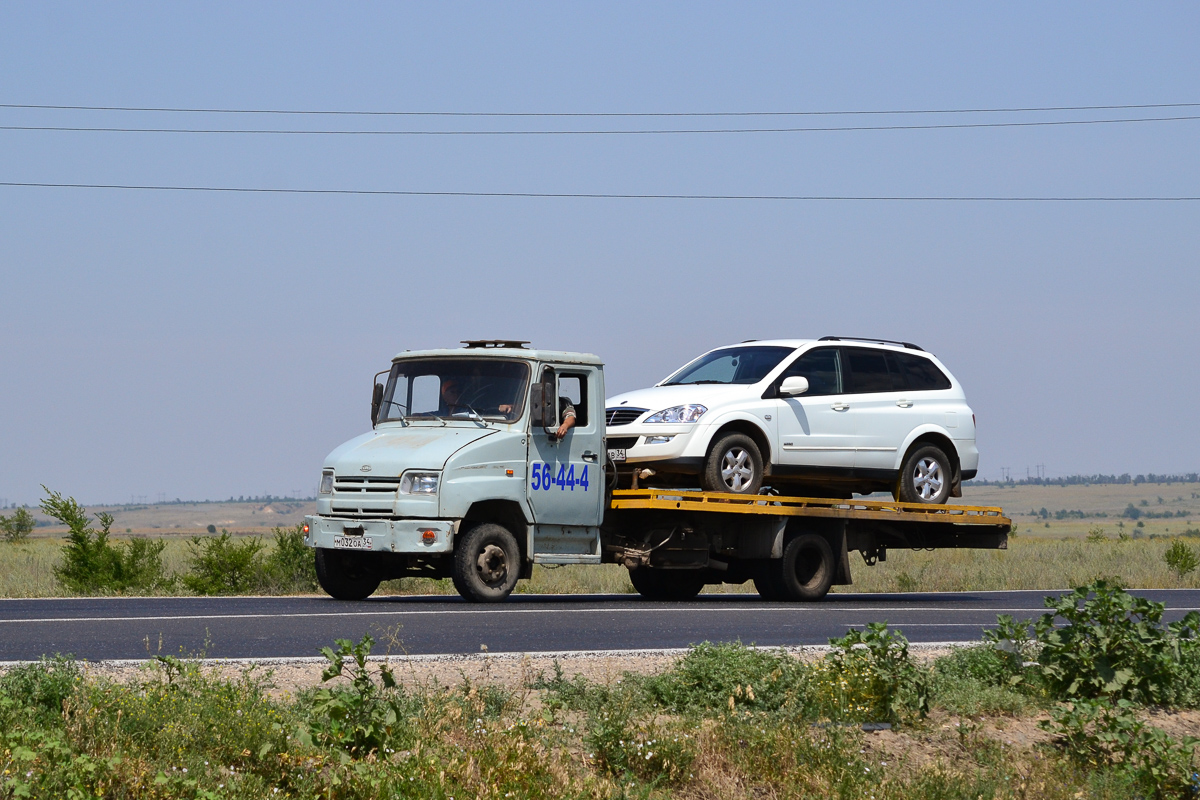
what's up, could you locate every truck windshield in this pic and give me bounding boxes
[378,359,531,423]
[661,345,795,386]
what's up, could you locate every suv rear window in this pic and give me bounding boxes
[843,347,905,393]
[892,352,952,391]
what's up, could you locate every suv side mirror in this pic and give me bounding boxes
[779,376,810,397]
[371,382,384,426]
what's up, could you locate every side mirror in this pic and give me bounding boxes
[779,376,810,397]
[529,382,546,429]
[371,383,384,426]
[541,370,558,436]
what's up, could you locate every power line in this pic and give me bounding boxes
[1,115,1198,136]
[2,181,1197,201]
[2,101,1199,117]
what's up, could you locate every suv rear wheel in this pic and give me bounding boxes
[898,444,952,504]
[701,433,764,494]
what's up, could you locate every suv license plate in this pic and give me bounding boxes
[607,448,626,462]
[333,535,373,550]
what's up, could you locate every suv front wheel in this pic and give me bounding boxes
[701,433,764,494]
[898,444,952,504]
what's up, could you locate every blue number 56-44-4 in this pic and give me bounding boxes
[531,463,588,491]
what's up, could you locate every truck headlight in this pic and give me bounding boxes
[644,404,707,423]
[319,471,334,494]
[399,471,440,495]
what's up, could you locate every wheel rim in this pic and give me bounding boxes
[476,543,509,585]
[720,446,754,491]
[912,457,944,500]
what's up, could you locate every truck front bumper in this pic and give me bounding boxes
[304,515,456,554]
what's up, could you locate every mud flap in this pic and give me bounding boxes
[833,522,853,586]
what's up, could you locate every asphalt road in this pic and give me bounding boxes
[3,589,1200,662]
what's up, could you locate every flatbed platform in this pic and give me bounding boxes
[610,489,1011,528]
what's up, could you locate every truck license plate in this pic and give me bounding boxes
[607,448,626,462]
[333,535,373,550]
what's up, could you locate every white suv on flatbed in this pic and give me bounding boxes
[604,337,978,503]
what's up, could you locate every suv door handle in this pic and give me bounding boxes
[830,403,849,411]
[582,451,599,462]
[896,400,913,408]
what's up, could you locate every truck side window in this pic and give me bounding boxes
[780,348,841,396]
[557,374,588,427]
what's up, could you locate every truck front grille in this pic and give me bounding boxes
[333,476,401,494]
[329,506,393,518]
[606,408,647,426]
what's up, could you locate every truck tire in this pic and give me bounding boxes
[898,444,952,504]
[315,548,381,601]
[628,567,706,600]
[778,534,834,601]
[452,523,521,602]
[753,562,789,600]
[701,433,764,494]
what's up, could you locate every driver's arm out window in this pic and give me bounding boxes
[557,374,588,427]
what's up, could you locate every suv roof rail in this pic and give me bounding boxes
[818,336,924,352]
[461,340,530,349]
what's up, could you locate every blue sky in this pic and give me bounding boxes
[1,3,1198,504]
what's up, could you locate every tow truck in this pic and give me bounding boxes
[304,341,1010,602]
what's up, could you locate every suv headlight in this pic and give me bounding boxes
[644,404,707,424]
[319,470,334,494]
[399,471,440,495]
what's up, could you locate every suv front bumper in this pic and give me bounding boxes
[304,515,456,554]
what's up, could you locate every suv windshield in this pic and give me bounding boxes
[662,346,794,386]
[378,358,530,423]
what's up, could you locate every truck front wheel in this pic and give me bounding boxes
[452,523,521,602]
[628,567,706,600]
[315,548,381,601]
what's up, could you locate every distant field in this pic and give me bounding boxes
[14,499,313,537]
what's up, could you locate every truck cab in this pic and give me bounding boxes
[305,341,607,601]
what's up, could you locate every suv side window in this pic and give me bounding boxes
[892,352,952,391]
[843,347,904,393]
[780,348,841,396]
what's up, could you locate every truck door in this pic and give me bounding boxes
[527,365,605,561]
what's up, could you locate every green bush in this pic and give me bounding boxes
[1164,539,1200,578]
[816,622,929,723]
[183,525,318,595]
[262,524,319,592]
[636,641,807,714]
[0,655,82,726]
[181,531,266,595]
[300,634,418,758]
[0,507,36,543]
[1035,579,1200,705]
[42,488,169,594]
[1048,698,1199,798]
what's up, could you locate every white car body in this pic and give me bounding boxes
[604,338,978,497]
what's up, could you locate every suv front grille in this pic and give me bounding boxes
[605,437,639,450]
[606,407,647,426]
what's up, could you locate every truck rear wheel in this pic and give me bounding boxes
[628,567,706,600]
[778,534,834,601]
[452,523,521,602]
[753,562,789,600]
[315,548,381,601]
